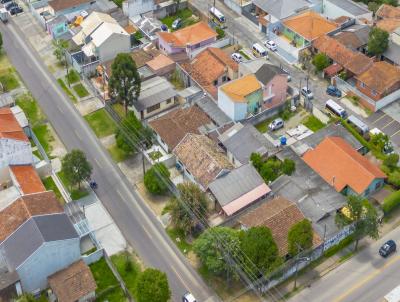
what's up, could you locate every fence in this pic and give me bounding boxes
[334,76,376,109]
[189,37,232,59]
[30,127,50,163]
[82,248,104,265]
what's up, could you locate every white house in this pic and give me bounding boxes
[322,0,372,22]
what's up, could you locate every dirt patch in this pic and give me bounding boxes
[100,134,116,148]
[49,124,67,158]
[136,182,170,217]
[77,97,104,116]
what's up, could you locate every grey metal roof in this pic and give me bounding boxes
[194,96,232,126]
[222,124,276,164]
[209,164,265,206]
[0,214,78,269]
[133,76,177,112]
[253,0,311,19]
[270,148,346,238]
[383,41,400,66]
[327,0,369,15]
[254,64,287,84]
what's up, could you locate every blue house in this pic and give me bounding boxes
[47,15,69,39]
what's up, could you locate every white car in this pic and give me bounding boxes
[269,118,284,131]
[231,52,243,63]
[182,292,197,302]
[301,87,314,99]
[264,40,277,51]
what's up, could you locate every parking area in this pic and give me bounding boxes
[366,111,400,147]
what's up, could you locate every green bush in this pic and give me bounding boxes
[143,163,170,195]
[382,190,400,214]
[323,235,354,258]
[216,27,225,39]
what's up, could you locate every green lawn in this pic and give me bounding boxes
[84,109,117,138]
[255,117,274,133]
[0,73,20,91]
[302,115,326,132]
[112,103,125,118]
[57,171,89,201]
[32,124,53,155]
[108,144,130,162]
[15,93,44,126]
[239,50,250,60]
[57,78,77,103]
[166,227,192,254]
[73,83,89,98]
[161,8,195,28]
[90,258,126,302]
[66,69,80,85]
[111,252,141,298]
[42,176,65,204]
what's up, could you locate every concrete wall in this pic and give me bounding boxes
[132,98,178,120]
[264,74,287,105]
[98,33,131,63]
[0,139,33,170]
[17,238,81,293]
[217,89,247,121]
[123,0,154,17]
[322,0,372,22]
[82,248,104,265]
[50,2,93,17]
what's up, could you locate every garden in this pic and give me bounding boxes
[161,8,198,30]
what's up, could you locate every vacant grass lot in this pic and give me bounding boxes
[57,78,77,103]
[66,69,80,85]
[166,227,193,255]
[111,252,141,299]
[0,73,20,91]
[302,115,326,132]
[108,144,130,163]
[32,124,54,155]
[161,9,197,29]
[42,176,65,204]
[73,83,89,98]
[84,109,117,138]
[57,170,89,200]
[15,93,44,126]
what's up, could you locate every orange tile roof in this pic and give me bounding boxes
[239,196,322,256]
[377,18,400,33]
[48,260,97,302]
[181,47,238,89]
[0,108,28,142]
[157,22,217,48]
[10,165,46,195]
[220,74,261,102]
[376,4,400,19]
[146,54,175,71]
[0,191,64,242]
[283,11,338,41]
[303,137,386,195]
[356,61,400,95]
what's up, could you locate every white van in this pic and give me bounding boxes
[325,99,347,118]
[252,43,267,57]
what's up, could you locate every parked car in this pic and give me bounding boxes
[182,292,196,302]
[379,240,396,257]
[269,118,284,131]
[231,52,243,63]
[326,85,342,97]
[301,87,313,99]
[0,0,12,4]
[9,6,22,15]
[172,18,182,30]
[282,67,291,82]
[5,2,17,10]
[264,40,277,51]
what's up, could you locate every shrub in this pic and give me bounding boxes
[143,163,170,195]
[216,26,225,39]
[282,159,295,175]
[382,190,400,215]
[388,171,400,188]
[312,53,330,71]
[323,235,354,258]
[384,153,399,170]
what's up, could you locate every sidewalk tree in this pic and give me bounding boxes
[335,195,379,251]
[61,149,92,189]
[282,158,296,175]
[136,268,171,302]
[109,53,141,116]
[368,27,389,56]
[193,227,241,278]
[383,153,399,170]
[169,182,208,235]
[143,163,170,195]
[52,39,68,66]
[240,226,281,275]
[312,53,330,72]
[288,219,313,256]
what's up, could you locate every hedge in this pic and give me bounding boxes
[382,190,400,215]
[323,234,354,258]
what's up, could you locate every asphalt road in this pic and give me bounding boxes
[0,19,219,302]
[289,227,400,302]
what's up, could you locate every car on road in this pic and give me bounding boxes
[379,240,396,258]
[301,87,313,99]
[264,40,277,51]
[231,52,243,63]
[326,85,342,97]
[269,118,284,131]
[9,6,22,15]
[182,292,196,302]
[172,18,182,30]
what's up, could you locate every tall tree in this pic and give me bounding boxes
[169,182,208,235]
[61,149,92,189]
[136,268,171,302]
[287,219,313,256]
[109,53,141,116]
[368,27,389,56]
[143,163,170,195]
[240,226,281,275]
[193,227,241,278]
[52,39,68,66]
[312,53,330,71]
[335,195,379,251]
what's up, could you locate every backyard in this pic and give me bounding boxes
[302,115,326,132]
[161,8,198,29]
[0,54,20,92]
[42,176,65,204]
[111,252,142,299]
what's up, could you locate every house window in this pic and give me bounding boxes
[222,76,227,82]
[213,80,218,85]
[166,99,172,104]
[147,103,161,113]
[372,90,377,96]
[360,82,366,88]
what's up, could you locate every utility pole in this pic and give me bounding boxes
[64,49,70,88]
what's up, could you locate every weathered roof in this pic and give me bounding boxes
[303,137,386,194]
[209,164,270,215]
[149,106,213,150]
[132,76,177,112]
[377,18,400,33]
[328,0,369,16]
[253,0,311,20]
[383,41,400,66]
[90,22,128,47]
[239,196,322,256]
[194,96,232,126]
[48,0,91,12]
[220,124,276,164]
[10,165,46,195]
[173,134,233,189]
[283,11,338,41]
[0,214,78,268]
[376,4,400,19]
[146,54,175,71]
[356,61,400,94]
[48,260,96,302]
[333,25,370,50]
[220,74,261,102]
[254,64,287,84]
[0,108,28,142]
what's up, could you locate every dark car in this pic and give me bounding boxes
[0,0,12,4]
[9,6,22,14]
[5,2,17,10]
[379,240,396,257]
[326,85,342,97]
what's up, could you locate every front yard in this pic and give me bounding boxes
[302,115,326,132]
[84,109,117,138]
[57,170,89,200]
[161,8,198,29]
